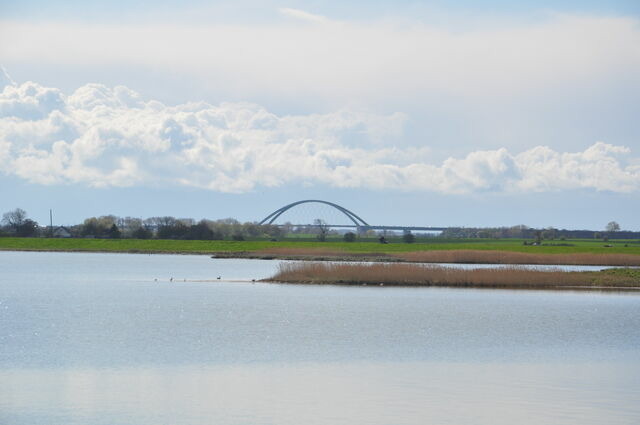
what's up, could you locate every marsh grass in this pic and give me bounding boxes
[256,247,640,266]
[268,262,640,289]
[395,250,640,266]
[256,246,349,256]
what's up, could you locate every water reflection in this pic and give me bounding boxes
[2,362,640,425]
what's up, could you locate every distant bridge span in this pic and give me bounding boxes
[259,199,369,227]
[259,200,446,232]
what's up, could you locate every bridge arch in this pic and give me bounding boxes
[259,200,369,227]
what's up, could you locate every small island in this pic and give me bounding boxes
[266,262,640,290]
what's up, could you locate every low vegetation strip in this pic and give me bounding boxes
[395,250,640,266]
[1,238,639,265]
[267,262,640,290]
[0,237,275,253]
[251,247,640,266]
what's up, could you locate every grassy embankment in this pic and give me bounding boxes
[267,262,640,290]
[1,237,639,265]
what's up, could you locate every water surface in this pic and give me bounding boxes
[1,251,639,424]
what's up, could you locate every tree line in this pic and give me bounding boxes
[1,207,638,241]
[440,222,640,241]
[0,208,284,240]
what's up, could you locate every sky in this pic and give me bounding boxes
[1,0,639,229]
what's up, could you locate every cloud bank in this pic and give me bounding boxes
[2,13,639,104]
[1,78,638,194]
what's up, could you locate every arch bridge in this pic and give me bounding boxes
[259,199,446,233]
[259,199,369,228]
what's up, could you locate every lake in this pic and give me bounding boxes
[1,251,639,424]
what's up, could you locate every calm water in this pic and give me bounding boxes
[1,251,639,425]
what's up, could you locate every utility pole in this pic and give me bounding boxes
[49,209,53,237]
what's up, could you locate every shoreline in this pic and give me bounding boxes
[265,280,640,292]
[4,247,640,292]
[0,248,219,256]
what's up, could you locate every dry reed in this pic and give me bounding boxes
[395,250,640,266]
[257,247,640,266]
[268,262,640,289]
[258,247,348,256]
[255,247,391,259]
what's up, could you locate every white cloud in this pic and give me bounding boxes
[0,80,638,194]
[1,13,638,104]
[279,8,328,24]
[0,81,65,120]
[515,143,638,192]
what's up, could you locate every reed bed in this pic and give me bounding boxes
[268,262,640,289]
[254,247,392,259]
[257,247,349,256]
[256,247,640,266]
[395,250,640,266]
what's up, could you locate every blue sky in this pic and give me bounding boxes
[3,0,640,19]
[1,0,639,229]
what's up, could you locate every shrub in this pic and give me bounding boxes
[402,232,415,243]
[132,227,152,239]
[343,232,356,242]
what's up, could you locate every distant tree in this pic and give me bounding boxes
[158,222,189,239]
[178,218,196,227]
[2,208,28,232]
[280,221,294,235]
[80,215,118,238]
[534,230,542,245]
[16,219,39,237]
[157,224,174,239]
[81,218,100,237]
[243,223,262,238]
[314,219,329,242]
[606,221,620,232]
[507,225,529,238]
[211,229,225,240]
[184,221,214,240]
[147,216,177,228]
[97,215,117,229]
[231,233,245,241]
[132,226,152,239]
[117,217,143,237]
[542,227,557,240]
[107,224,121,239]
[343,232,356,242]
[402,231,415,243]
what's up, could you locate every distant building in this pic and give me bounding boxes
[52,226,72,238]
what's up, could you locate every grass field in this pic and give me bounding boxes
[1,236,639,256]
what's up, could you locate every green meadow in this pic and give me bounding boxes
[1,237,639,255]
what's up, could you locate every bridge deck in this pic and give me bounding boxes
[277,224,446,231]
